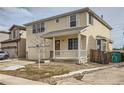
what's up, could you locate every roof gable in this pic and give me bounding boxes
[9,25,26,31]
[24,7,112,30]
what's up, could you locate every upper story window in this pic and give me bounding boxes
[40,23,45,32]
[13,31,16,38]
[32,23,45,33]
[33,24,37,33]
[70,15,76,27]
[56,18,59,23]
[37,23,41,33]
[89,13,93,25]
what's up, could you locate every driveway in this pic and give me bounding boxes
[57,64,124,85]
[0,59,35,70]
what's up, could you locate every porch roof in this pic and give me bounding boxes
[96,35,113,43]
[41,26,87,38]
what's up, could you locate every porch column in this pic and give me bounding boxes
[78,33,81,64]
[85,36,88,61]
[53,37,55,59]
[43,38,45,59]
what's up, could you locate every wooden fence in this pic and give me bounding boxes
[90,49,111,64]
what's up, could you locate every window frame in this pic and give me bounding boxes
[32,22,45,33]
[69,15,77,27]
[32,24,37,33]
[89,13,93,25]
[68,38,78,50]
[40,23,45,32]
[96,39,106,51]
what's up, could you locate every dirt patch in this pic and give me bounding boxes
[0,62,107,84]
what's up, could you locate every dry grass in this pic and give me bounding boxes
[0,62,106,82]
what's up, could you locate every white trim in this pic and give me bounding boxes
[53,37,55,59]
[69,14,77,28]
[78,34,81,63]
[86,12,89,26]
[76,14,80,27]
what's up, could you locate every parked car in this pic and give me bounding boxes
[0,51,9,60]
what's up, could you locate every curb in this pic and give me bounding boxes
[0,74,49,85]
[52,65,114,81]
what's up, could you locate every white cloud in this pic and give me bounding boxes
[1,7,33,17]
[0,25,8,31]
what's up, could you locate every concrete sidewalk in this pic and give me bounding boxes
[0,74,48,85]
[52,65,114,81]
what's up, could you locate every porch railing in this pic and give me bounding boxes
[55,50,87,59]
[39,50,87,59]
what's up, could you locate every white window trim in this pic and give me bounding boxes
[69,14,77,28]
[96,39,107,51]
[86,13,89,26]
[32,22,45,34]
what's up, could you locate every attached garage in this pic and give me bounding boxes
[2,46,18,58]
[1,39,20,58]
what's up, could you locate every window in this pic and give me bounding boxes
[89,13,93,25]
[56,18,59,23]
[97,39,106,51]
[32,24,37,33]
[102,40,106,51]
[37,23,41,33]
[68,38,78,50]
[13,31,15,38]
[32,23,45,33]
[40,23,45,32]
[70,15,76,27]
[97,39,101,50]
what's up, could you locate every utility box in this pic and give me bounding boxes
[112,52,121,63]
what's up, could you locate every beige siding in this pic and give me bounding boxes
[26,11,112,60]
[1,42,17,47]
[0,33,9,50]
[82,13,112,52]
[1,42,18,58]
[18,39,26,58]
[20,30,26,39]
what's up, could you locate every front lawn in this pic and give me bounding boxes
[0,62,105,83]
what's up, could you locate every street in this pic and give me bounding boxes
[57,65,124,85]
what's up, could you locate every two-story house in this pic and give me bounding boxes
[1,25,26,58]
[24,8,112,63]
[0,31,9,50]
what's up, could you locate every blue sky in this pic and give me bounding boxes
[0,7,123,48]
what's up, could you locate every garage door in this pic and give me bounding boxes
[3,48,17,58]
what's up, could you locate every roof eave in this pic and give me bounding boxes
[24,7,112,30]
[88,9,112,30]
[24,7,89,26]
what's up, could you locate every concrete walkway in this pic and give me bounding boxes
[52,65,114,81]
[0,74,48,85]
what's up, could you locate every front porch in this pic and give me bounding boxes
[41,33,87,63]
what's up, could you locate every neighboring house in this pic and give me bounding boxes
[24,8,112,63]
[0,31,9,50]
[1,25,26,58]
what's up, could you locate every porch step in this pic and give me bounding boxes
[37,59,51,63]
[53,59,78,64]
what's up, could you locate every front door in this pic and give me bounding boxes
[55,40,60,50]
[55,40,60,57]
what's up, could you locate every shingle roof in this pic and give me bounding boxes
[1,38,20,43]
[9,25,26,31]
[0,31,10,34]
[24,7,112,30]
